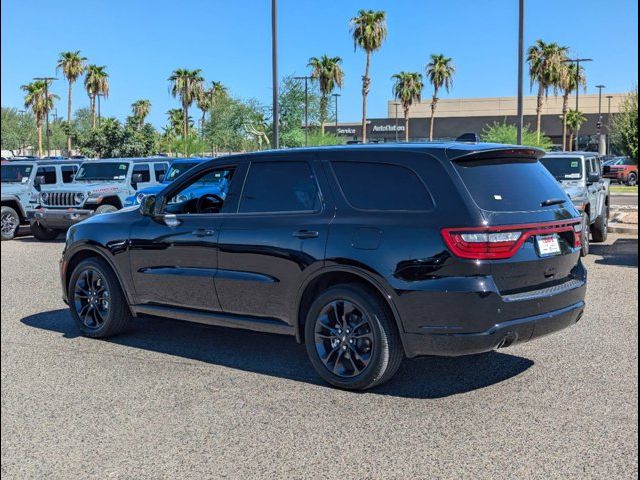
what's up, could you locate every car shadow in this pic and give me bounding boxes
[591,238,638,267]
[21,309,534,399]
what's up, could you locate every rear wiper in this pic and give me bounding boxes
[540,198,566,207]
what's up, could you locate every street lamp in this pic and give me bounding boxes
[606,95,614,154]
[332,93,340,129]
[596,84,606,154]
[293,75,312,146]
[271,0,279,149]
[562,58,592,151]
[516,0,525,145]
[392,102,400,142]
[33,76,57,158]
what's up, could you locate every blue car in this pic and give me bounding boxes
[124,157,210,207]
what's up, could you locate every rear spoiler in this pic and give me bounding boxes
[446,147,546,163]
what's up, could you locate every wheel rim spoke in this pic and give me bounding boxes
[73,267,110,330]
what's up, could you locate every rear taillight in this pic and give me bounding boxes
[442,219,582,260]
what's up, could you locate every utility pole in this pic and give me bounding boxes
[293,76,311,146]
[516,0,525,145]
[596,84,606,155]
[97,93,104,127]
[562,58,592,151]
[606,95,614,155]
[271,0,279,149]
[332,93,340,129]
[393,102,400,142]
[34,76,57,158]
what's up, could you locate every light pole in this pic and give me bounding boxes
[596,84,605,154]
[293,76,311,146]
[34,76,57,158]
[271,0,279,149]
[332,93,340,130]
[393,102,400,142]
[96,93,104,127]
[606,95,614,154]
[516,0,525,145]
[562,58,592,151]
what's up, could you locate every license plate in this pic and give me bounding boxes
[536,234,561,257]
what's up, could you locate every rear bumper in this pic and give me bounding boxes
[403,300,585,358]
[29,208,94,229]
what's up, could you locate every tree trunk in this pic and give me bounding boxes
[561,92,569,151]
[429,90,438,141]
[66,81,73,153]
[568,131,574,151]
[183,102,189,140]
[404,108,410,142]
[320,94,328,136]
[36,117,43,157]
[90,96,96,129]
[361,52,371,144]
[536,83,544,142]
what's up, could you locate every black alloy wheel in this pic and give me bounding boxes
[73,267,111,330]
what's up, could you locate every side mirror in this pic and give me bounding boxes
[131,173,143,188]
[33,175,45,191]
[602,165,611,175]
[587,172,601,184]
[139,194,157,217]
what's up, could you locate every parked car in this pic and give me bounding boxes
[29,157,169,240]
[1,159,82,240]
[540,152,610,256]
[123,157,209,207]
[602,157,638,186]
[60,143,586,390]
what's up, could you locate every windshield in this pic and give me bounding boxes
[539,157,583,180]
[75,162,129,181]
[1,164,33,183]
[164,162,199,182]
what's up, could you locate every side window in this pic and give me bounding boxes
[239,161,320,214]
[133,164,151,183]
[61,165,78,183]
[331,161,434,211]
[154,162,168,181]
[585,158,593,176]
[36,166,56,185]
[163,166,237,215]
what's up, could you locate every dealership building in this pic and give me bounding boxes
[325,93,627,148]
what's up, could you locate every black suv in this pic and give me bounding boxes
[61,143,587,390]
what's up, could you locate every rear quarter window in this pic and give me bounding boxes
[331,161,434,211]
[454,159,568,212]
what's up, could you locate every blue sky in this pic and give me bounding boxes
[1,0,637,128]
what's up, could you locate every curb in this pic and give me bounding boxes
[608,223,638,236]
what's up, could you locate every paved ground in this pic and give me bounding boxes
[612,194,638,207]
[1,235,638,479]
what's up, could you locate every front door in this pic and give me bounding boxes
[215,156,332,325]
[129,163,244,311]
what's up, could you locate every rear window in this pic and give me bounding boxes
[332,161,434,211]
[454,159,568,212]
[540,156,583,180]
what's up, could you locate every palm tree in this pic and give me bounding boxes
[21,80,59,157]
[527,40,568,141]
[566,109,587,151]
[392,72,423,142]
[308,55,344,135]
[56,50,86,152]
[131,99,151,127]
[350,9,387,143]
[166,108,191,136]
[558,63,586,150]
[169,69,204,139]
[195,88,211,132]
[84,65,109,129]
[425,54,455,141]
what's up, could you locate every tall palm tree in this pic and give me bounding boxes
[56,50,86,152]
[84,65,109,129]
[392,72,423,142]
[308,55,344,134]
[166,108,191,136]
[131,99,151,127]
[558,63,586,150]
[350,9,387,143]
[527,40,568,141]
[169,69,204,139]
[21,80,59,157]
[195,88,211,132]
[566,109,587,151]
[425,54,455,141]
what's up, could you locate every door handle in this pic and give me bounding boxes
[192,229,216,237]
[293,229,319,239]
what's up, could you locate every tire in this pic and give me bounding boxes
[68,257,132,338]
[627,172,638,187]
[580,212,590,257]
[1,206,20,241]
[304,284,403,390]
[95,204,119,215]
[591,203,609,243]
[30,220,61,241]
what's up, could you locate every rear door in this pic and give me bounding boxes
[215,155,331,324]
[132,163,154,191]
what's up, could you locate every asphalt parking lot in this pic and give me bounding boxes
[1,235,638,479]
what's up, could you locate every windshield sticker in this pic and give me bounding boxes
[494,195,503,200]
[21,177,29,183]
[114,175,126,180]
[119,164,127,170]
[565,173,581,179]
[571,161,579,167]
